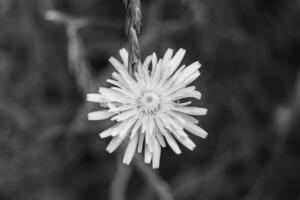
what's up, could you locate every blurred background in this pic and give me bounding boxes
[0,0,300,200]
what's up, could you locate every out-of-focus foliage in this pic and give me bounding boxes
[0,0,300,200]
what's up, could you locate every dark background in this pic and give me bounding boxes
[0,0,300,200]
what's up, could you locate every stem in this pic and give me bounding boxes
[110,155,132,200]
[124,0,142,74]
[134,155,174,200]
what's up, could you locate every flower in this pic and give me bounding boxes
[87,48,207,168]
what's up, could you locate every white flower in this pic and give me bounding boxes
[87,48,208,169]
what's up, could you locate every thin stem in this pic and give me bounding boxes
[133,155,174,200]
[124,0,142,74]
[110,154,132,200]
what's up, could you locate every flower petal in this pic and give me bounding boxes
[88,110,115,120]
[151,53,157,78]
[137,131,145,153]
[144,144,152,163]
[119,116,138,137]
[164,131,182,154]
[177,136,196,151]
[99,125,119,138]
[184,122,208,138]
[175,112,199,124]
[130,119,142,139]
[111,109,138,121]
[87,93,106,103]
[123,134,138,165]
[108,103,136,113]
[155,130,166,147]
[109,57,139,92]
[99,87,133,103]
[167,48,186,76]
[170,106,207,116]
[119,48,128,68]
[106,135,126,153]
[152,139,161,169]
[162,48,173,66]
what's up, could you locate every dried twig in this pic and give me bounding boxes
[45,10,95,93]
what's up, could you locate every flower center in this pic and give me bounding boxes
[138,91,160,115]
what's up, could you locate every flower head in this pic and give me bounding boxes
[87,48,207,168]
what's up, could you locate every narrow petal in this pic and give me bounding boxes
[106,135,126,153]
[130,119,142,139]
[141,116,148,133]
[152,139,161,169]
[175,62,201,85]
[175,112,199,124]
[110,121,127,136]
[174,90,202,101]
[144,144,152,163]
[109,56,126,73]
[123,134,138,165]
[164,131,182,154]
[137,132,145,153]
[177,101,192,106]
[88,110,115,120]
[109,57,139,92]
[119,116,138,137]
[155,130,166,147]
[158,49,177,87]
[99,128,112,138]
[182,71,201,86]
[99,125,120,138]
[152,59,163,85]
[184,122,208,138]
[134,71,146,88]
[154,116,168,137]
[143,59,151,81]
[106,79,122,88]
[169,106,207,116]
[111,87,136,98]
[162,48,173,66]
[142,55,152,70]
[109,104,136,113]
[107,80,135,97]
[183,61,201,75]
[119,48,128,68]
[177,136,196,151]
[166,86,201,100]
[158,112,187,138]
[99,87,132,103]
[111,72,131,91]
[145,126,153,152]
[167,48,186,76]
[160,65,185,92]
[87,93,106,103]
[151,53,157,78]
[111,109,138,121]
[164,110,186,124]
